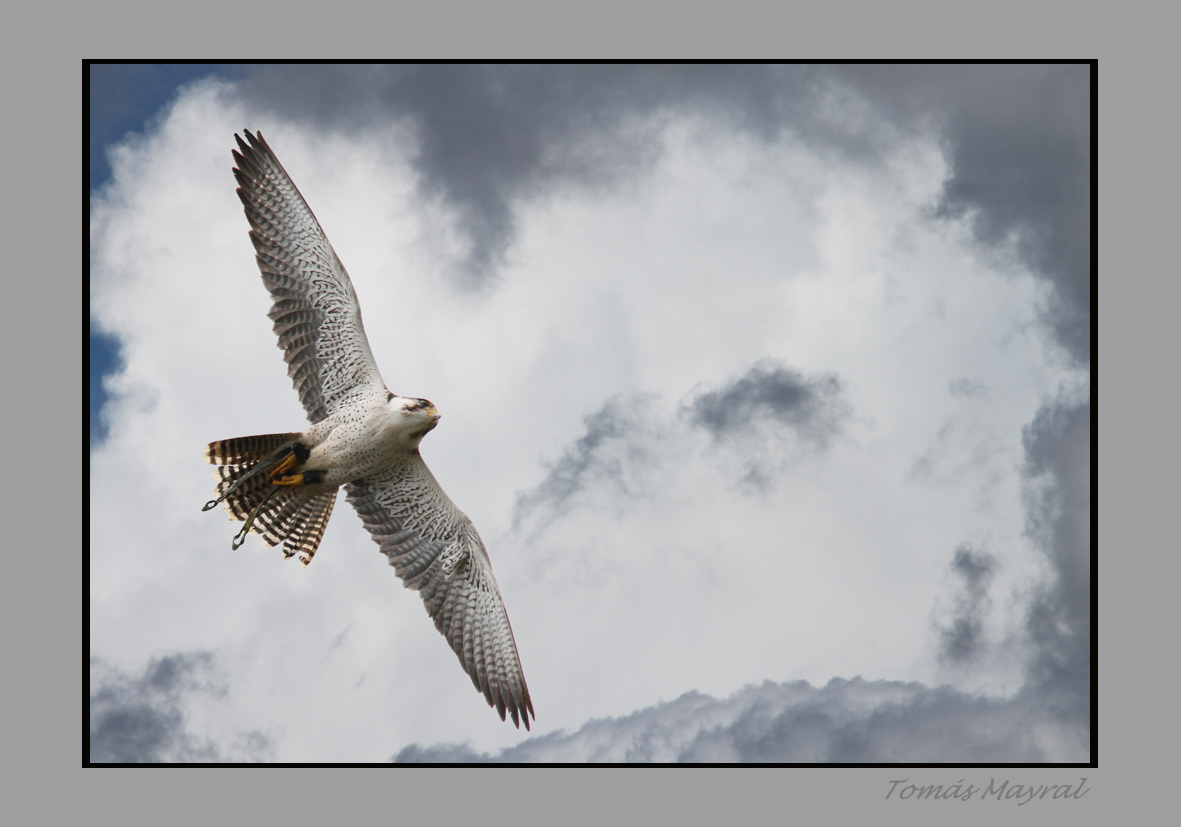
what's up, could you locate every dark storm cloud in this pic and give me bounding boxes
[1020,398,1091,721]
[89,651,274,763]
[394,676,1086,763]
[914,395,1089,736]
[679,679,1076,762]
[393,743,493,763]
[90,652,221,762]
[936,544,998,664]
[936,68,1090,366]
[512,395,656,528]
[832,65,1091,365]
[682,361,847,446]
[235,65,884,287]
[921,394,1089,748]
[514,362,848,528]
[235,65,1090,363]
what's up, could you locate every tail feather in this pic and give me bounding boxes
[205,433,304,466]
[256,488,305,546]
[282,492,337,565]
[214,462,275,521]
[205,433,336,566]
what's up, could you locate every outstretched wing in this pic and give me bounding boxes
[346,455,534,729]
[232,130,385,424]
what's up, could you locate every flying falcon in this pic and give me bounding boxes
[202,131,534,729]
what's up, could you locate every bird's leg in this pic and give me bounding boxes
[267,451,300,480]
[201,441,308,512]
[267,444,318,486]
[270,469,326,487]
[232,483,284,550]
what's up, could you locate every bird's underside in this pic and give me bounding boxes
[202,130,533,729]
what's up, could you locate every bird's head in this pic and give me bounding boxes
[386,391,441,444]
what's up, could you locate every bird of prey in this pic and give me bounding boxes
[202,131,533,729]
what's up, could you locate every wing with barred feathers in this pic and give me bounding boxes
[346,454,534,729]
[232,130,385,424]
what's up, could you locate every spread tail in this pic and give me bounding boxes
[203,433,336,566]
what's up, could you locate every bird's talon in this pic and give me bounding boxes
[271,469,325,487]
[268,452,299,480]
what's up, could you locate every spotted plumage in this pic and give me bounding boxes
[202,131,533,729]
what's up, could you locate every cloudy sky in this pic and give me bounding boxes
[89,64,1091,763]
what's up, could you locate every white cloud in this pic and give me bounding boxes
[90,77,1086,761]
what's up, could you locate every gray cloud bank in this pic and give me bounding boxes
[394,675,1085,763]
[1020,398,1090,723]
[237,65,1089,363]
[90,651,274,763]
